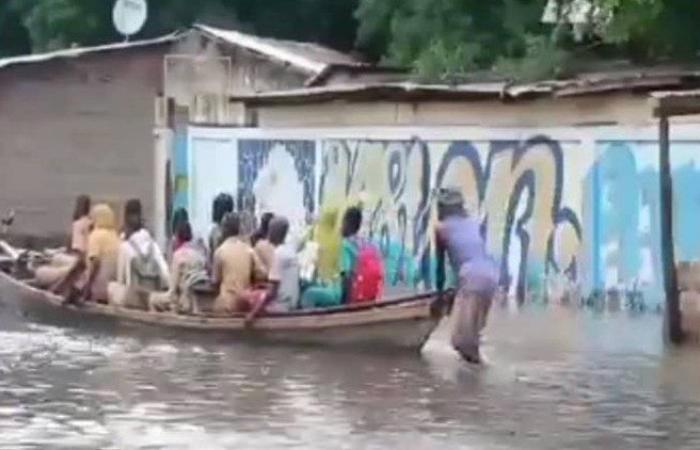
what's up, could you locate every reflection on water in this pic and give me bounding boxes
[1,298,699,449]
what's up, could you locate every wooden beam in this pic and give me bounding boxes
[659,115,684,344]
[652,94,700,118]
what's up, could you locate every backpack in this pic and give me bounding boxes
[350,238,384,304]
[128,239,162,291]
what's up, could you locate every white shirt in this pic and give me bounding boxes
[268,244,300,312]
[117,229,170,287]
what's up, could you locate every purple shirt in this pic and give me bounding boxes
[438,215,499,294]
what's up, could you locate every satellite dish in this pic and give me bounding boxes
[112,0,148,40]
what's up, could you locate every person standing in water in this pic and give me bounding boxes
[435,187,499,364]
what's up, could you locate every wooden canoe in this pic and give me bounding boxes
[0,270,441,352]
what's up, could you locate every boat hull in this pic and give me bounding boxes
[0,271,439,352]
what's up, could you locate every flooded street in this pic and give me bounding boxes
[1,297,699,449]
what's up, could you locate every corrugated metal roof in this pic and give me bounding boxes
[230,68,700,105]
[194,23,365,75]
[651,88,700,99]
[0,33,182,70]
[229,82,533,104]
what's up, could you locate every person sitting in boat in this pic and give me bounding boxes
[35,194,92,293]
[252,212,275,271]
[69,194,93,255]
[246,216,301,324]
[434,186,499,364]
[298,204,343,309]
[212,212,267,314]
[151,221,208,314]
[80,203,120,303]
[338,206,384,305]
[208,193,234,257]
[116,199,170,293]
[168,207,189,260]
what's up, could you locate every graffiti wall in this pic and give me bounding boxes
[186,126,700,308]
[238,139,316,228]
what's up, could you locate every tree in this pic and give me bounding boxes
[355,0,700,81]
[9,0,116,52]
[355,0,549,80]
[0,3,32,57]
[8,0,359,55]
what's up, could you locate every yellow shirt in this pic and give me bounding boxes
[87,228,120,300]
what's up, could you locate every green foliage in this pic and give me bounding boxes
[357,0,700,81]
[355,0,549,80]
[411,40,480,82]
[5,0,700,83]
[0,0,360,56]
[0,3,31,56]
[9,0,115,52]
[493,34,571,82]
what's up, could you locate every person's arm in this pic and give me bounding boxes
[211,250,222,290]
[51,257,85,296]
[251,249,267,283]
[246,280,279,326]
[154,242,171,288]
[246,248,284,325]
[169,255,182,296]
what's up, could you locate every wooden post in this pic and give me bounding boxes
[659,114,683,344]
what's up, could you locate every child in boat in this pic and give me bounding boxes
[212,212,267,314]
[434,187,499,364]
[246,216,301,324]
[151,221,208,314]
[116,199,170,292]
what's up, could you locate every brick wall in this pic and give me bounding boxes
[0,45,169,239]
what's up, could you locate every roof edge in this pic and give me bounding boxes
[230,74,700,106]
[0,32,184,70]
[194,23,326,75]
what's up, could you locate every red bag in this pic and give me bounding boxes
[350,239,384,303]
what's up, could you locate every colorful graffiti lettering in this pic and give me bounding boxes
[582,141,700,304]
[186,129,700,308]
[319,136,582,300]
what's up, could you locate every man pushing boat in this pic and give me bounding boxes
[434,187,500,364]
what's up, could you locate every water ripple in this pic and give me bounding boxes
[1,302,700,449]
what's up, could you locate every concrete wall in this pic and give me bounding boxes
[251,93,655,128]
[186,124,700,309]
[0,46,168,240]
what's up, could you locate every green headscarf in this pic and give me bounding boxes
[314,203,342,282]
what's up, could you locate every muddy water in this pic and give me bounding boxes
[0,298,698,449]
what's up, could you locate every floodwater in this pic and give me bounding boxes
[1,296,699,450]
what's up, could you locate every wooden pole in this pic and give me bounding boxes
[659,114,683,344]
